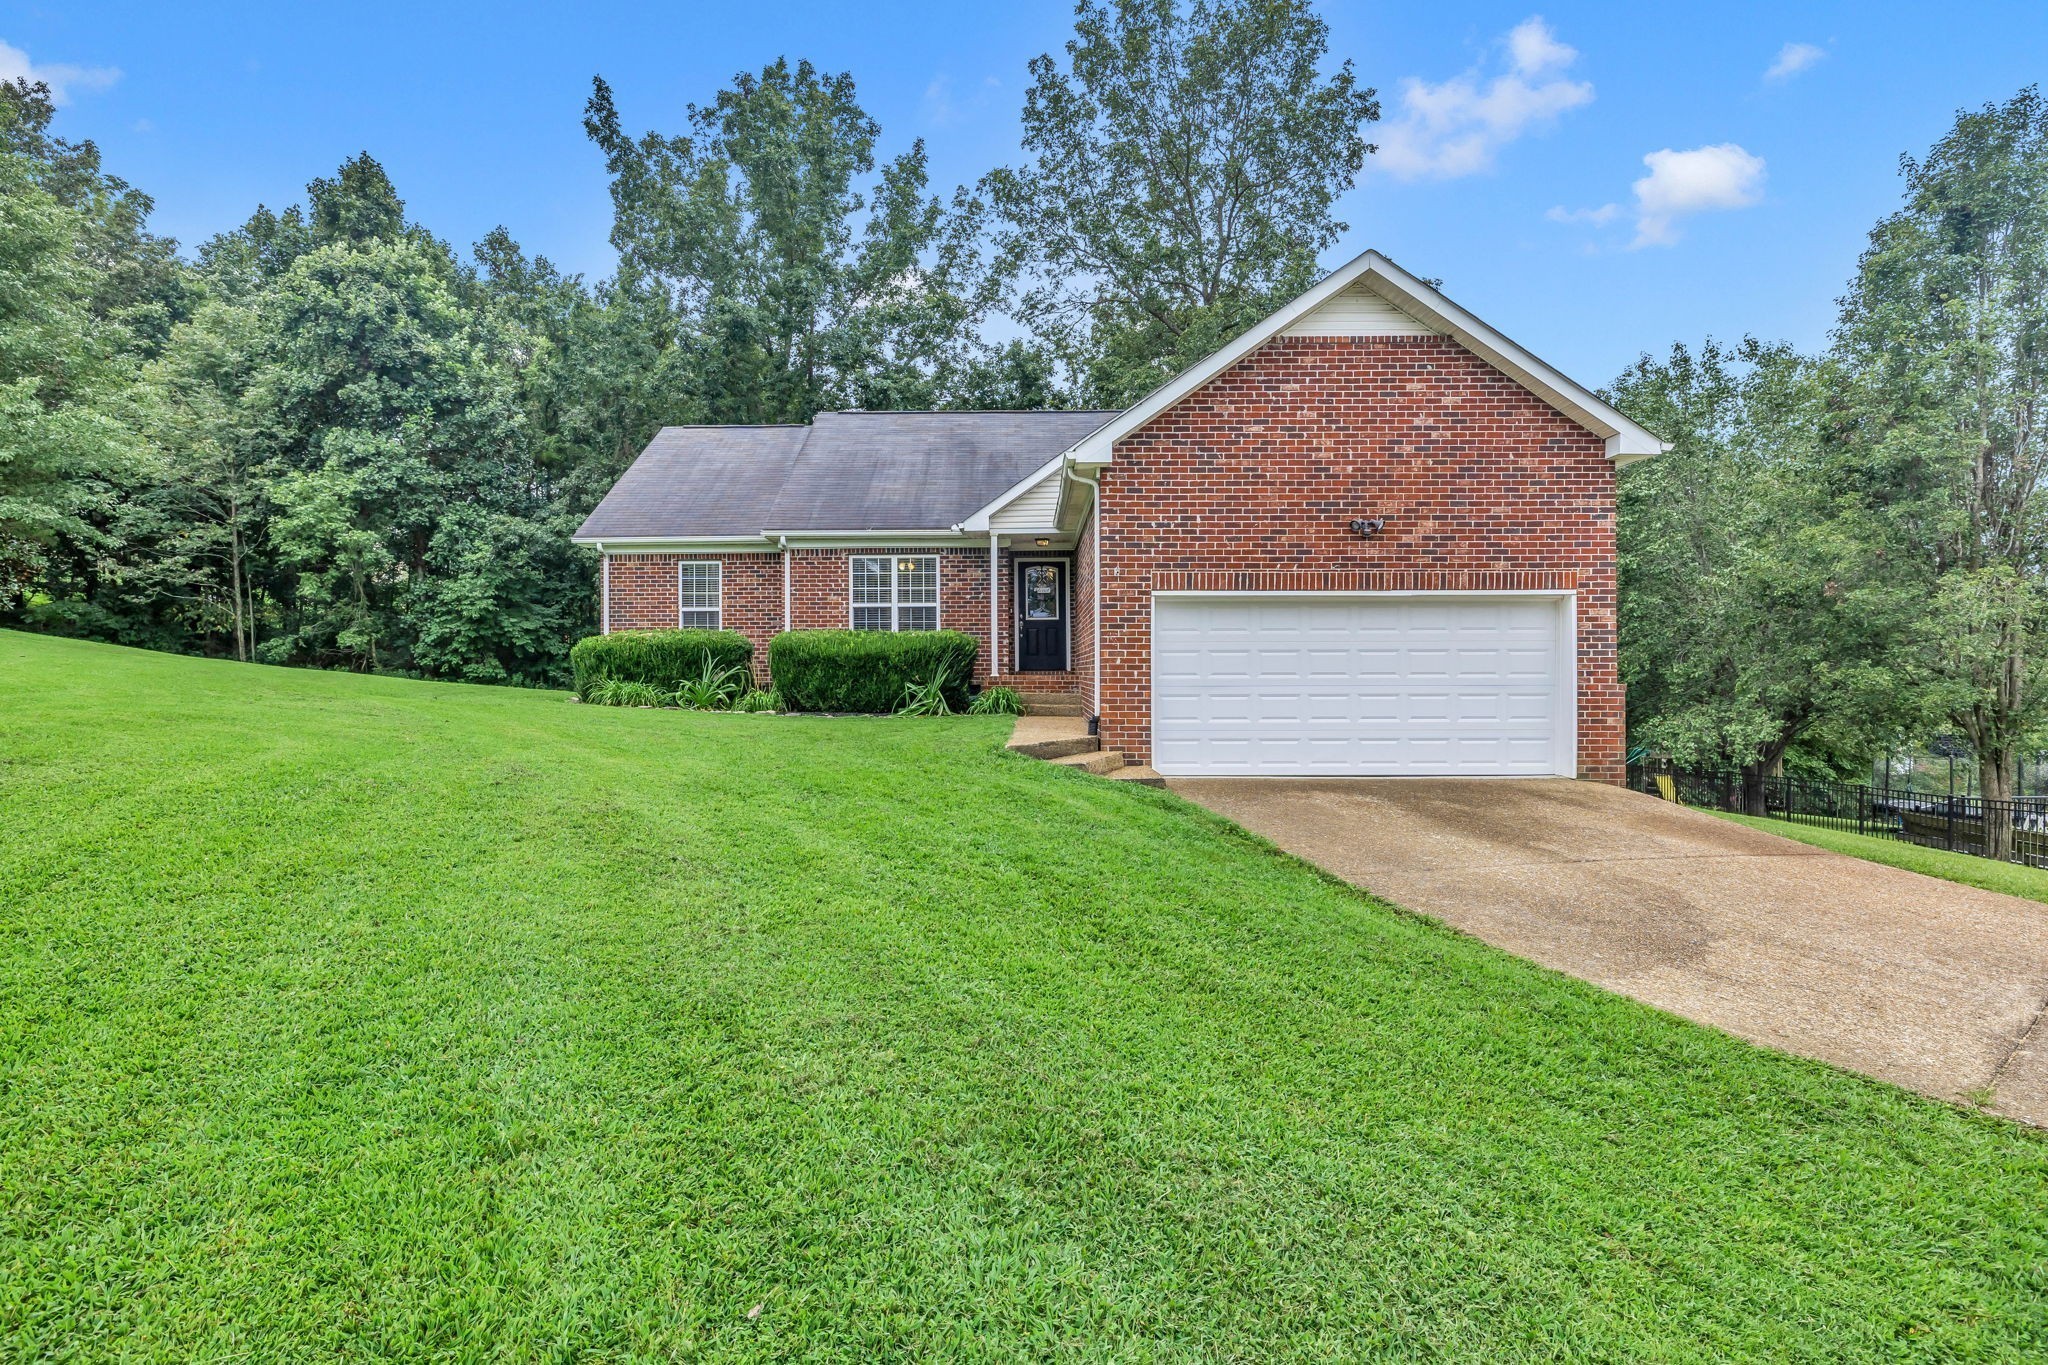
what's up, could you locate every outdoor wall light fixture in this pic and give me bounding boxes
[1034,537,1051,547]
[1348,516,1387,539]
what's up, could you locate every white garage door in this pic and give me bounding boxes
[1151,594,1573,777]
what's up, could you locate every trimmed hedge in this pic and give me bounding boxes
[769,630,979,713]
[569,629,754,699]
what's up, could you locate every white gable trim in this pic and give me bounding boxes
[956,453,1071,532]
[1064,249,1666,467]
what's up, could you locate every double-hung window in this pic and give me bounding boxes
[850,555,939,632]
[678,561,722,629]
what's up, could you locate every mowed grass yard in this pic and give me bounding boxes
[1720,811,2048,905]
[4,632,2047,1360]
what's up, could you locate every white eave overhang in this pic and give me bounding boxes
[1058,248,1669,468]
[572,529,989,552]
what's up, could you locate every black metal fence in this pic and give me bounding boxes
[1626,764,2048,870]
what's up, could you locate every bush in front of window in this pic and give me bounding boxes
[570,629,754,700]
[768,630,979,714]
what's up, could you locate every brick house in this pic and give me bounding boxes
[573,250,1663,780]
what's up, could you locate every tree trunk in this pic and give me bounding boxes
[1980,746,2017,861]
[228,495,247,664]
[1739,762,1768,817]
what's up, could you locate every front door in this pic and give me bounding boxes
[1015,561,1069,671]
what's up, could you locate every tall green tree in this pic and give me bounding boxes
[251,229,532,673]
[1833,86,2048,852]
[584,60,998,422]
[2,79,193,356]
[1613,340,1911,810]
[984,0,1378,403]
[0,145,131,609]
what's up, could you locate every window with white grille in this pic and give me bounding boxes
[678,561,721,629]
[850,555,939,632]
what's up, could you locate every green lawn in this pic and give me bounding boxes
[1720,811,2048,905]
[4,631,2047,1360]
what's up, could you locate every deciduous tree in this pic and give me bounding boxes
[984,0,1378,402]
[1833,86,2048,853]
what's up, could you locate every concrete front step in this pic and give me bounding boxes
[1106,764,1165,787]
[1052,749,1127,776]
[1006,715,1100,760]
[1018,692,1088,716]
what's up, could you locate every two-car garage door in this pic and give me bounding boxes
[1151,594,1574,777]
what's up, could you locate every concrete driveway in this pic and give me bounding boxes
[1171,777,2048,1126]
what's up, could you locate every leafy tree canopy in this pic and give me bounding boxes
[984,0,1378,403]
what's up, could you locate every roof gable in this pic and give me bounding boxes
[1064,250,1665,466]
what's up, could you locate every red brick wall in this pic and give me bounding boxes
[604,552,783,683]
[787,548,996,680]
[607,548,1014,686]
[1096,333,1624,781]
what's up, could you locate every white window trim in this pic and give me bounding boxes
[848,553,942,632]
[678,559,722,630]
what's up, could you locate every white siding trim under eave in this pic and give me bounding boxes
[987,463,1064,532]
[1282,279,1440,337]
[957,452,1068,533]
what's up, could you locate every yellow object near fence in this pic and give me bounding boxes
[1654,774,1679,802]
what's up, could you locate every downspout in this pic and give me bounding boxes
[989,530,1001,679]
[778,536,791,632]
[1063,466,1102,718]
[597,543,609,635]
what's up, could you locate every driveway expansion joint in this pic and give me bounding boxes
[1987,986,2048,1098]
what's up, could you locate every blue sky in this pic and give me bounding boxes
[6,1,2046,384]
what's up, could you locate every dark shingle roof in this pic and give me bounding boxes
[574,410,1115,541]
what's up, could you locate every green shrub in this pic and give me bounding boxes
[588,678,671,708]
[967,685,1024,717]
[769,630,979,714]
[895,665,957,717]
[733,688,781,713]
[570,629,753,700]
[672,657,750,711]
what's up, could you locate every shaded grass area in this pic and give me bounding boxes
[1720,811,2048,907]
[4,629,2047,1359]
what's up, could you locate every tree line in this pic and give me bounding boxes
[3,0,2046,842]
[1619,87,2048,851]
[0,0,1372,687]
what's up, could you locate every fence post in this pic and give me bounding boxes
[1947,796,1957,853]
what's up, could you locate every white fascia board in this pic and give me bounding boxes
[766,529,982,548]
[958,452,1068,532]
[572,534,778,553]
[1064,248,1667,465]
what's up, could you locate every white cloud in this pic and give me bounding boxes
[0,38,120,105]
[1629,143,1766,246]
[1545,202,1619,225]
[1371,16,1594,181]
[1547,143,1766,247]
[1765,42,1826,82]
